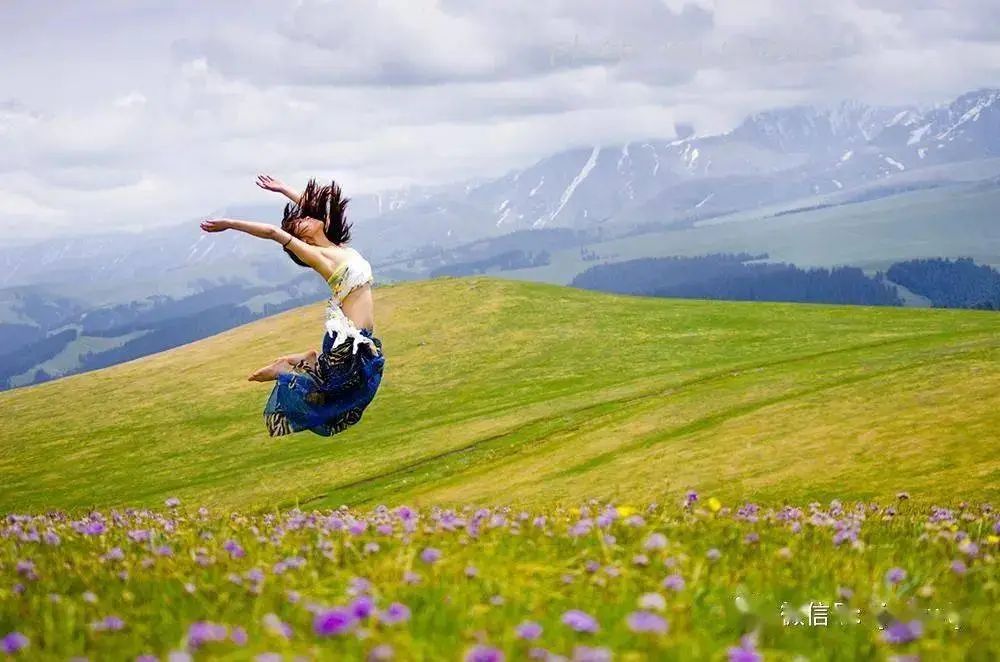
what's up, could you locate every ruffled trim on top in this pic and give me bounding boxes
[325,303,378,356]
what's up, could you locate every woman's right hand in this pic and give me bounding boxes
[256,174,286,193]
[200,219,232,233]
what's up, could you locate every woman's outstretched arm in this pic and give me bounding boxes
[200,218,332,278]
[256,174,301,205]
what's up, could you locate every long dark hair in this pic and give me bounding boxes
[281,178,352,267]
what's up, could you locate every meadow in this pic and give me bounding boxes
[2,498,997,660]
[2,278,1000,659]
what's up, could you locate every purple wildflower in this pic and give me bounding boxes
[644,533,668,550]
[103,547,125,562]
[313,607,357,636]
[380,603,411,625]
[165,497,180,508]
[706,548,721,560]
[626,611,668,634]
[262,614,293,639]
[572,646,612,662]
[663,574,685,591]
[83,521,106,536]
[351,595,375,620]
[515,621,542,640]
[727,634,762,662]
[639,593,667,611]
[562,610,599,633]
[882,620,924,644]
[187,622,228,648]
[465,565,479,578]
[421,547,442,564]
[465,646,505,662]
[951,559,968,574]
[127,530,150,543]
[368,644,395,661]
[348,577,372,595]
[1,632,29,654]
[348,520,368,536]
[231,627,248,646]
[92,616,126,632]
[886,568,907,585]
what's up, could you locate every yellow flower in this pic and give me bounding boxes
[987,535,999,544]
[708,497,722,513]
[617,506,636,517]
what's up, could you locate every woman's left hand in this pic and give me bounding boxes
[200,219,231,233]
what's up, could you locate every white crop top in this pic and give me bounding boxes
[323,248,377,355]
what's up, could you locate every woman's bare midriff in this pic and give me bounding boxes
[341,284,375,331]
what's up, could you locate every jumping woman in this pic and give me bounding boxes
[200,175,385,437]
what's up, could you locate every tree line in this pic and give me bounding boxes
[886,257,1000,309]
[570,254,902,306]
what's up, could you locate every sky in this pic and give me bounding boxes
[2,0,1000,241]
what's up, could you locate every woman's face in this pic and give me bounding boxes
[291,217,325,244]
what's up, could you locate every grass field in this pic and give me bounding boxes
[2,278,999,660]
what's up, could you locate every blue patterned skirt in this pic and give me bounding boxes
[263,328,385,437]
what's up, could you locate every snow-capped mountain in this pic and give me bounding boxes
[356,87,1000,254]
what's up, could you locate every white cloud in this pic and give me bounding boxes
[1,0,999,242]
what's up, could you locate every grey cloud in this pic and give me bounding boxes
[858,0,1000,40]
[28,166,145,193]
[173,0,716,88]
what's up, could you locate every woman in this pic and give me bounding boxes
[200,175,385,438]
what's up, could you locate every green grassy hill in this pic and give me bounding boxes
[2,278,999,514]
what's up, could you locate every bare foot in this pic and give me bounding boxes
[247,351,317,382]
[248,358,293,382]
